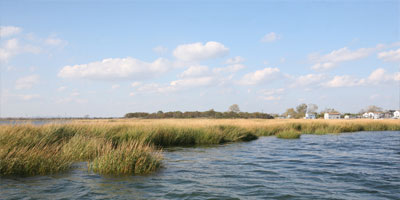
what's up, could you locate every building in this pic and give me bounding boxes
[304,112,316,119]
[324,112,341,119]
[383,111,393,119]
[363,112,384,119]
[394,111,400,119]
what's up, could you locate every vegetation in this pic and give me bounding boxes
[124,110,273,119]
[276,130,301,139]
[1,119,399,176]
[283,103,318,119]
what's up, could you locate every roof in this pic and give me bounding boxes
[326,112,340,115]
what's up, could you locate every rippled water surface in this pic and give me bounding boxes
[1,131,400,200]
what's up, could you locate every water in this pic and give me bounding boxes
[1,131,399,200]
[0,120,71,125]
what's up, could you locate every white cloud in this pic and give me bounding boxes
[45,36,67,47]
[131,81,142,87]
[213,64,245,73]
[369,94,379,100]
[57,86,67,91]
[0,28,68,62]
[0,26,21,37]
[239,67,280,85]
[0,39,19,62]
[153,46,168,54]
[111,84,120,89]
[367,68,399,83]
[263,96,282,101]
[15,75,39,90]
[310,46,375,70]
[260,88,285,96]
[261,32,281,43]
[3,90,40,101]
[134,74,218,94]
[136,83,175,94]
[171,76,215,88]
[23,44,41,54]
[179,65,209,78]
[58,57,172,80]
[323,75,365,88]
[322,68,399,88]
[225,56,244,64]
[259,88,284,101]
[18,94,40,101]
[7,66,16,71]
[0,38,41,62]
[70,92,80,96]
[173,41,229,61]
[290,74,326,87]
[395,72,400,81]
[129,92,136,96]
[311,62,335,70]
[378,48,400,62]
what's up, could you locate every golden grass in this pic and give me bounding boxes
[1,118,399,176]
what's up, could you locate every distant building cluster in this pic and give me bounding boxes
[302,110,400,120]
[362,111,400,119]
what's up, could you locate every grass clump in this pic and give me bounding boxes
[88,141,161,175]
[276,130,301,139]
[0,144,72,176]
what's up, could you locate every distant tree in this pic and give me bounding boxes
[296,103,307,114]
[307,104,318,113]
[123,107,275,119]
[283,108,297,118]
[294,103,307,118]
[228,104,240,113]
[365,105,383,112]
[204,109,216,118]
[321,108,339,113]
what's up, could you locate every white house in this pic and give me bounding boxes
[363,112,383,119]
[324,112,341,119]
[304,112,316,119]
[394,111,400,119]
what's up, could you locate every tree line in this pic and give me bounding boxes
[125,104,392,119]
[124,104,273,119]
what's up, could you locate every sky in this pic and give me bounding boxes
[0,0,399,117]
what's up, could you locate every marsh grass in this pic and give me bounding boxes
[0,143,72,176]
[1,119,399,176]
[276,130,301,139]
[88,141,161,175]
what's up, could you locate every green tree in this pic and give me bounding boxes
[295,103,307,118]
[283,108,297,118]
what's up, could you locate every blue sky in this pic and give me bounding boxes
[1,0,399,117]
